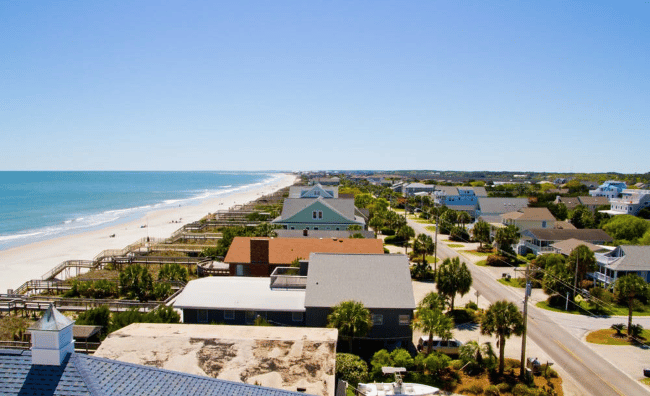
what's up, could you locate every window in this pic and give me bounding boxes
[372,314,383,326]
[314,227,318,230]
[290,226,295,230]
[399,315,410,325]
[318,211,323,219]
[312,210,323,219]
[198,310,208,323]
[542,221,547,228]
[292,312,304,322]
[224,310,235,320]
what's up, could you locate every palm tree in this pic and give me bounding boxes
[615,274,647,337]
[457,211,471,228]
[369,216,384,238]
[459,340,497,374]
[471,220,491,249]
[418,291,447,312]
[436,257,472,310]
[397,224,415,254]
[480,300,525,375]
[413,233,435,268]
[411,306,454,354]
[327,300,373,352]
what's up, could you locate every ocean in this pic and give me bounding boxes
[0,171,280,251]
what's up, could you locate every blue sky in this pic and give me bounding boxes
[1,1,648,173]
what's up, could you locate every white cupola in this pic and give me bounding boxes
[28,304,75,365]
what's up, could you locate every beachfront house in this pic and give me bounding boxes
[519,228,613,256]
[288,183,338,199]
[174,253,415,344]
[271,197,365,231]
[402,183,435,197]
[1,305,310,396]
[224,236,384,276]
[590,245,650,288]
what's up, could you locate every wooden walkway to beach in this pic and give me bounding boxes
[0,295,160,316]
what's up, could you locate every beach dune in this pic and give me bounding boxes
[0,174,297,293]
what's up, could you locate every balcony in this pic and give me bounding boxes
[270,267,307,289]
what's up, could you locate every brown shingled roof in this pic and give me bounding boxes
[502,207,556,221]
[224,237,385,265]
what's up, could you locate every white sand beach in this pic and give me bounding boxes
[0,173,297,293]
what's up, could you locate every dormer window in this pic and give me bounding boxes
[312,210,323,219]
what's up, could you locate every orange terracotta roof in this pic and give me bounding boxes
[224,237,385,265]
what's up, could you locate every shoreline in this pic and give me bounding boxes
[0,173,297,293]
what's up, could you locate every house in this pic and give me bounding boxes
[550,238,610,256]
[311,177,340,186]
[173,276,307,326]
[433,186,487,218]
[554,196,580,211]
[271,197,365,230]
[0,305,311,396]
[591,245,650,288]
[402,183,435,197]
[605,189,650,216]
[589,181,627,199]
[224,237,384,276]
[476,197,529,224]
[520,228,613,256]
[174,253,416,344]
[288,183,338,199]
[501,207,556,232]
[553,196,610,213]
[304,253,416,343]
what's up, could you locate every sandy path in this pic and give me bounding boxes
[0,174,297,292]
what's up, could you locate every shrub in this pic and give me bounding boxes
[477,243,494,253]
[547,294,566,309]
[462,384,484,395]
[465,301,479,310]
[486,255,510,267]
[580,280,594,290]
[119,264,154,301]
[611,323,625,336]
[525,253,536,261]
[336,353,368,387]
[422,352,450,376]
[632,299,646,312]
[152,283,172,301]
[380,228,396,236]
[158,263,188,282]
[76,306,111,336]
[496,383,511,392]
[449,359,463,370]
[390,348,414,369]
[449,226,470,242]
[512,384,530,396]
[484,385,499,396]
[370,349,392,379]
[590,287,614,303]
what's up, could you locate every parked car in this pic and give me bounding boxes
[417,336,462,355]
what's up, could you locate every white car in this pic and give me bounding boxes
[417,336,462,355]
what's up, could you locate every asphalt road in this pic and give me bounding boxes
[407,217,650,396]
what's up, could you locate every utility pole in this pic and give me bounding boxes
[520,262,530,379]
[573,250,580,304]
[433,210,439,272]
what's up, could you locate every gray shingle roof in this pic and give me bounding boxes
[523,228,613,243]
[275,229,375,239]
[0,349,313,396]
[477,198,529,215]
[304,253,416,310]
[606,246,650,271]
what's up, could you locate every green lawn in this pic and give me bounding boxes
[447,244,464,248]
[425,255,440,264]
[461,250,492,257]
[498,278,525,288]
[475,260,487,266]
[425,226,436,232]
[536,300,650,317]
[586,328,650,346]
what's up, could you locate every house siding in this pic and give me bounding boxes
[306,307,413,341]
[182,308,305,326]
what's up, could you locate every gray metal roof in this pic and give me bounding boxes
[0,349,313,395]
[304,253,416,310]
[477,197,529,215]
[28,304,74,332]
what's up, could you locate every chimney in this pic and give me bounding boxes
[28,304,75,366]
[303,228,308,236]
[250,238,270,264]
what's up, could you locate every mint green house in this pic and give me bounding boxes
[271,197,365,230]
